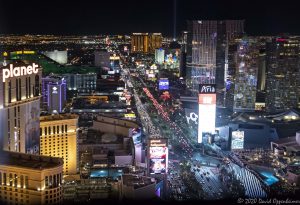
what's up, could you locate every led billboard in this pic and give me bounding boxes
[231,130,244,150]
[158,78,169,90]
[198,84,216,143]
[132,127,141,145]
[148,139,168,175]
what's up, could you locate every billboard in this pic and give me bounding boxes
[185,108,198,125]
[24,100,40,154]
[2,63,39,82]
[149,139,168,175]
[198,84,216,143]
[231,130,244,150]
[132,127,141,145]
[158,78,169,90]
[164,49,180,69]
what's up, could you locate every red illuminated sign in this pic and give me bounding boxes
[276,38,287,42]
[198,94,216,105]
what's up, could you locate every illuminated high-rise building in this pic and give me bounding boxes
[225,37,269,111]
[180,31,188,78]
[186,20,217,92]
[62,73,97,93]
[0,60,42,154]
[224,39,239,110]
[0,151,63,205]
[186,20,244,103]
[42,76,67,113]
[131,33,162,53]
[233,37,259,112]
[40,114,79,175]
[265,36,300,113]
[149,33,163,53]
[155,48,165,65]
[131,33,149,53]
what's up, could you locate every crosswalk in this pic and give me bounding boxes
[228,163,267,198]
[191,165,225,200]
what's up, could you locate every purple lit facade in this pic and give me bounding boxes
[42,77,67,113]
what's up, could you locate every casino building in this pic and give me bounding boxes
[39,113,79,175]
[0,60,42,154]
[0,151,63,205]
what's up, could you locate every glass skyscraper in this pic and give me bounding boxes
[265,36,300,113]
[186,20,244,107]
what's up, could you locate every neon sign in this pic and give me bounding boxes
[2,63,39,82]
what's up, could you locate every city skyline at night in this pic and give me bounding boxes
[0,0,300,36]
[0,1,300,205]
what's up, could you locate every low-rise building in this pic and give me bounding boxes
[120,174,156,200]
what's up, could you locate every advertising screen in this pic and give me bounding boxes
[158,78,169,90]
[25,100,40,154]
[231,130,244,150]
[198,84,216,143]
[132,127,141,145]
[149,139,168,175]
[149,146,167,159]
[150,158,166,174]
[148,73,155,78]
[164,49,180,69]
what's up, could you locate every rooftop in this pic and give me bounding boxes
[8,52,100,75]
[40,113,78,122]
[273,135,300,151]
[83,129,125,144]
[122,174,155,189]
[0,151,63,170]
[287,165,300,175]
[71,96,126,110]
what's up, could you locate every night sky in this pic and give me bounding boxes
[0,0,299,36]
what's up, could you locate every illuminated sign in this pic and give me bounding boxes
[276,38,287,42]
[150,147,167,158]
[52,86,58,94]
[185,109,198,125]
[149,147,167,174]
[11,50,35,55]
[110,56,120,60]
[150,64,157,70]
[199,84,216,94]
[23,51,35,54]
[148,73,155,78]
[149,139,167,147]
[2,63,39,82]
[150,158,167,174]
[198,84,216,143]
[124,113,136,118]
[158,78,169,90]
[255,102,266,111]
[231,130,244,150]
[149,139,168,174]
[198,94,216,105]
[131,127,141,145]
